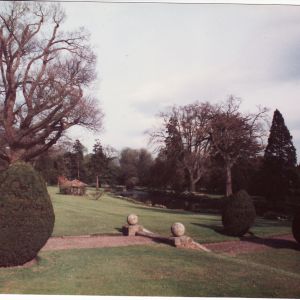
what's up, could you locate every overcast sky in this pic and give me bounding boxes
[62,2,300,160]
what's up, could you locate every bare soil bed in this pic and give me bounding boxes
[203,234,300,255]
[42,234,156,251]
[41,233,299,255]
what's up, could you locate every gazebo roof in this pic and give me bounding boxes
[58,176,87,188]
[70,179,88,187]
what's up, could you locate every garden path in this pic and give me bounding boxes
[42,235,155,251]
[203,234,299,255]
[41,234,299,255]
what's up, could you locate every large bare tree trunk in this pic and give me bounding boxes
[226,163,233,196]
[0,3,103,163]
[190,180,196,193]
[96,175,99,191]
[7,149,26,164]
[189,170,200,193]
[77,161,80,180]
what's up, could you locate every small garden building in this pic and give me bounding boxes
[58,176,87,196]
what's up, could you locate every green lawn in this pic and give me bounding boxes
[0,245,299,297]
[0,187,298,297]
[50,186,292,243]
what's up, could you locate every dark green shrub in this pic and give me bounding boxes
[0,162,55,267]
[222,190,256,237]
[263,211,279,220]
[125,177,139,190]
[292,214,300,243]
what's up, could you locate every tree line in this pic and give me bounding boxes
[148,97,299,212]
[24,97,299,213]
[0,3,299,213]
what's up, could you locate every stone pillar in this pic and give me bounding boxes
[122,214,143,236]
[169,222,194,248]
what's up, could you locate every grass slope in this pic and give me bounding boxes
[50,187,291,243]
[0,187,298,297]
[0,245,299,297]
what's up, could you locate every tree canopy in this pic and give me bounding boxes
[260,109,298,210]
[149,97,268,194]
[264,109,297,168]
[210,97,268,196]
[0,2,103,163]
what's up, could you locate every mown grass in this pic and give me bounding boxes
[0,187,298,297]
[50,186,292,243]
[0,245,299,297]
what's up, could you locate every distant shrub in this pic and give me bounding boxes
[147,190,225,212]
[145,200,152,206]
[292,214,300,243]
[263,211,279,220]
[0,162,55,267]
[222,190,256,237]
[125,177,139,190]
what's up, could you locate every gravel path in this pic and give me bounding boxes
[41,235,156,251]
[202,234,300,255]
[41,233,299,255]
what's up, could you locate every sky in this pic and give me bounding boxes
[61,2,300,160]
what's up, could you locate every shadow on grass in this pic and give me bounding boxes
[192,222,299,251]
[254,218,291,228]
[239,235,300,251]
[133,206,194,215]
[115,227,123,233]
[135,205,221,216]
[114,227,173,246]
[191,222,224,234]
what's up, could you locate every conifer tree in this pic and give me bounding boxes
[264,109,297,168]
[90,140,107,189]
[71,140,86,180]
[262,109,297,210]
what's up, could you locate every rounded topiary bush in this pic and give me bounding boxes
[0,162,55,267]
[292,214,300,243]
[222,190,256,237]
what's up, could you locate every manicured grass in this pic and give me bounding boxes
[50,186,292,243]
[0,245,299,297]
[0,187,298,297]
[238,248,300,276]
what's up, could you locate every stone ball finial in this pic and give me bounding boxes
[127,214,138,225]
[171,222,185,237]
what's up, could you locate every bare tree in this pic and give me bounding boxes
[210,96,268,196]
[0,2,103,163]
[150,102,214,192]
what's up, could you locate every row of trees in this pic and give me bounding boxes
[33,139,154,189]
[148,102,299,211]
[0,3,298,213]
[0,80,284,214]
[149,97,268,196]
[7,98,299,212]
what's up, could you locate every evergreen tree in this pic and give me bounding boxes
[62,139,87,181]
[261,109,298,211]
[87,140,119,188]
[90,140,107,189]
[34,152,58,185]
[264,109,297,168]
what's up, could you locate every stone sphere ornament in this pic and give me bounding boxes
[127,214,138,225]
[171,222,185,237]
